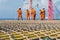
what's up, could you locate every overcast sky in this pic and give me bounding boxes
[0,0,60,19]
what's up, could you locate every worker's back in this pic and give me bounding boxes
[17,10,22,15]
[31,9,36,15]
[26,10,30,16]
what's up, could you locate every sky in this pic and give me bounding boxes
[0,0,60,20]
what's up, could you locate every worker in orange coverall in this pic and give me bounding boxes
[17,8,22,20]
[31,8,36,20]
[26,9,30,20]
[40,8,45,20]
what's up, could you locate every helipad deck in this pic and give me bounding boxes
[0,20,60,40]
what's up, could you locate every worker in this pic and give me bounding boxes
[26,9,30,20]
[31,8,36,20]
[40,8,45,20]
[17,8,22,20]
